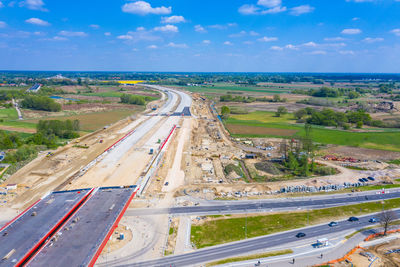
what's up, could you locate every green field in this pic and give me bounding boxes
[225,111,400,152]
[174,83,292,94]
[81,91,124,98]
[0,108,19,121]
[191,198,400,248]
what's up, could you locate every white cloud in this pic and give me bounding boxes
[117,34,133,40]
[261,6,287,14]
[302,41,317,47]
[346,0,374,2]
[104,32,111,36]
[391,29,400,36]
[229,31,247,38]
[167,42,188,48]
[352,17,360,21]
[223,41,233,45]
[238,4,259,15]
[324,37,345,41]
[290,5,314,16]
[285,44,298,50]
[341,28,362,34]
[194,24,207,33]
[122,1,171,15]
[153,24,178,33]
[89,24,100,29]
[257,0,281,8]
[339,50,355,55]
[52,36,68,41]
[243,41,254,45]
[161,15,185,24]
[363,37,384,43]
[270,46,283,51]
[258,36,278,42]
[309,50,326,55]
[0,1,3,8]
[59,31,87,37]
[25,18,50,26]
[117,28,161,43]
[249,31,259,36]
[202,40,211,45]
[20,0,47,11]
[147,44,158,49]
[0,21,6,28]
[209,23,237,30]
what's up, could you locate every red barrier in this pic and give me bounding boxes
[0,198,41,232]
[87,187,139,267]
[159,125,176,151]
[104,129,136,153]
[16,188,95,267]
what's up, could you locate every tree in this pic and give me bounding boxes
[275,106,287,117]
[272,94,281,102]
[378,209,397,236]
[220,106,230,120]
[294,109,307,120]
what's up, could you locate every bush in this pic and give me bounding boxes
[314,166,336,176]
[20,95,61,112]
[120,94,146,105]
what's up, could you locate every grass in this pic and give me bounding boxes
[25,109,141,132]
[174,83,292,95]
[0,108,19,120]
[345,226,374,239]
[81,91,124,98]
[191,198,400,249]
[388,159,400,165]
[225,111,400,152]
[205,249,293,266]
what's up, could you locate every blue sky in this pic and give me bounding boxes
[1,0,400,72]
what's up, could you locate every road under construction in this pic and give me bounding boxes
[0,85,193,266]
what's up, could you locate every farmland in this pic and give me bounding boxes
[225,111,400,152]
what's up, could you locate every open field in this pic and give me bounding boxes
[191,198,400,249]
[25,109,140,132]
[174,83,293,95]
[225,111,400,152]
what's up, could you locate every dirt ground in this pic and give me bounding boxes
[0,125,35,133]
[322,145,400,161]
[100,224,133,254]
[342,238,400,267]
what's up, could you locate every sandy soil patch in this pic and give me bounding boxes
[322,145,400,161]
[0,125,35,133]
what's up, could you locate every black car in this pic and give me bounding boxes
[362,178,369,182]
[368,176,375,181]
[348,216,359,222]
[358,178,365,183]
[328,221,338,227]
[296,232,306,238]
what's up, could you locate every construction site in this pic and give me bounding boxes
[1,83,400,267]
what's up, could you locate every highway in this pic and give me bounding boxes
[117,210,400,267]
[126,189,400,216]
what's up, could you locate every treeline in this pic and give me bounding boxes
[20,95,61,112]
[292,87,364,99]
[220,94,286,103]
[120,94,152,105]
[292,107,390,128]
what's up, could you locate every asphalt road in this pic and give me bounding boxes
[126,189,400,216]
[117,210,400,267]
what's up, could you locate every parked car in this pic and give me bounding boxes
[164,182,169,186]
[362,178,369,182]
[369,218,379,223]
[348,216,359,222]
[296,232,306,238]
[328,221,338,227]
[359,178,365,183]
[368,176,375,181]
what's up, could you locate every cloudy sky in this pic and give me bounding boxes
[1,0,400,72]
